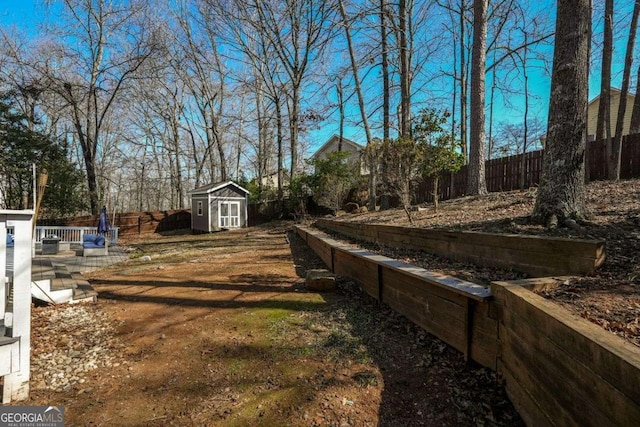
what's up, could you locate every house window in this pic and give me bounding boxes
[219,201,241,228]
[197,201,203,216]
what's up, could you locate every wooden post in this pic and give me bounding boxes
[463,298,476,362]
[32,169,48,233]
[377,264,384,303]
[330,247,335,273]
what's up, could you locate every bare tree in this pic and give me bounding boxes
[132,69,187,209]
[381,0,391,142]
[609,0,640,180]
[338,0,376,209]
[174,1,230,182]
[251,0,335,180]
[215,0,289,204]
[533,0,591,226]
[596,0,613,145]
[37,0,158,214]
[467,0,488,195]
[460,0,469,161]
[398,0,412,137]
[380,136,421,222]
[631,64,640,134]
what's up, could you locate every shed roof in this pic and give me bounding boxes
[188,180,250,196]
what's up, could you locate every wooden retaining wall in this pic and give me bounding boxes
[315,219,606,277]
[295,225,640,426]
[492,280,640,427]
[296,225,498,369]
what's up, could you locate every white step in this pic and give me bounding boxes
[31,279,74,304]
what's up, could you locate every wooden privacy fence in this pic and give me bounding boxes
[295,225,640,426]
[414,133,640,204]
[39,209,191,236]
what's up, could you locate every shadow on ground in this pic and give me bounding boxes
[285,230,524,426]
[76,225,522,425]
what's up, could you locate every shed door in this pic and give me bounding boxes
[219,201,241,228]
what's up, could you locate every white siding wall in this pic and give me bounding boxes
[587,92,635,138]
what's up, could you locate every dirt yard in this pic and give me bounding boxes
[24,225,521,426]
[335,178,640,347]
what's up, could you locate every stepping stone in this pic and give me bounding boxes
[306,269,337,292]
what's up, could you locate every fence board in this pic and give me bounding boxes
[416,133,640,203]
[38,209,191,236]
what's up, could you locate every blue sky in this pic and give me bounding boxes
[0,0,636,155]
[0,1,39,30]
[307,1,637,151]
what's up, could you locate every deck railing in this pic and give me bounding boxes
[33,226,119,245]
[1,210,33,403]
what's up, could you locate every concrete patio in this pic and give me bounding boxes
[29,245,129,304]
[32,245,129,277]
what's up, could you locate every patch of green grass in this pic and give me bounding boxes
[276,343,314,359]
[128,249,145,259]
[260,308,292,324]
[352,370,379,388]
[319,307,374,364]
[228,359,245,376]
[183,380,213,394]
[226,387,312,427]
[323,329,362,356]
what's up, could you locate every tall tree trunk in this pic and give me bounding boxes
[380,0,391,210]
[399,0,411,138]
[520,34,529,190]
[451,30,458,197]
[338,0,375,209]
[533,0,590,225]
[433,176,439,212]
[275,96,284,207]
[337,79,344,151]
[467,0,488,196]
[256,80,265,193]
[171,117,184,208]
[460,0,468,163]
[290,84,300,181]
[235,97,246,181]
[488,47,497,161]
[585,0,594,184]
[139,159,146,212]
[610,0,640,180]
[596,0,613,142]
[381,0,390,141]
[630,65,640,133]
[213,126,227,181]
[66,84,100,214]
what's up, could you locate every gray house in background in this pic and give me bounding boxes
[189,181,250,232]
